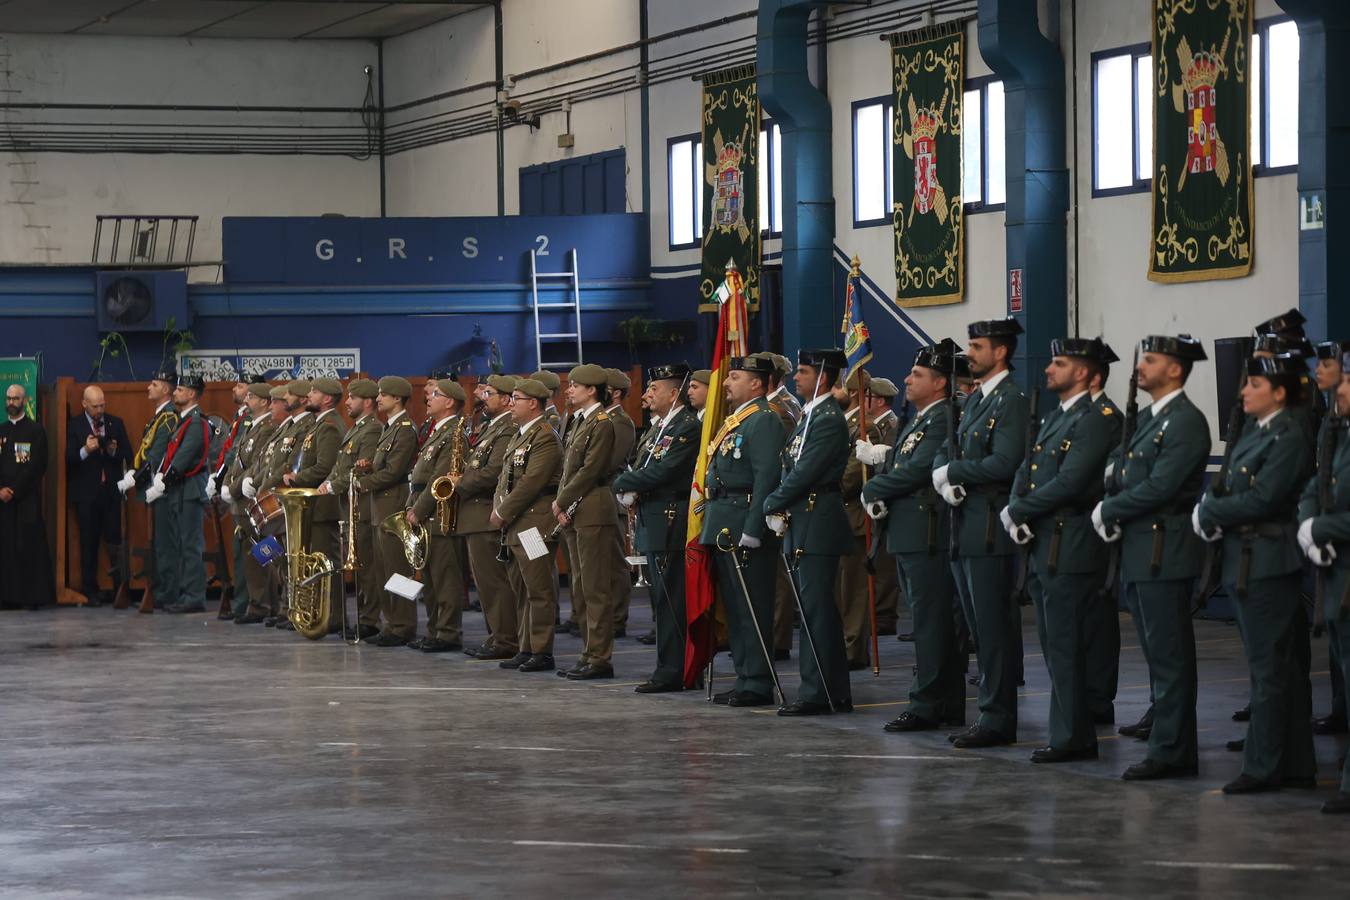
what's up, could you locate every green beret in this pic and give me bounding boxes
[530,369,561,391]
[247,383,272,400]
[435,378,467,402]
[691,369,712,386]
[487,374,517,394]
[868,377,900,398]
[377,375,412,399]
[605,367,631,391]
[268,385,289,401]
[312,377,344,398]
[514,378,550,401]
[568,363,609,387]
[286,380,312,398]
[347,378,378,399]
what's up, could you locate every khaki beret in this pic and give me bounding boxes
[605,367,631,391]
[269,385,289,400]
[568,363,609,387]
[247,383,272,400]
[286,379,312,398]
[869,377,900,398]
[691,369,712,386]
[487,374,517,394]
[514,378,550,401]
[347,378,378,399]
[435,378,467,402]
[312,377,344,398]
[753,352,792,377]
[531,369,561,391]
[377,375,412,399]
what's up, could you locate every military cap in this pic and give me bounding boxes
[1247,353,1309,378]
[954,354,973,380]
[798,348,847,371]
[178,374,205,392]
[531,369,562,391]
[1253,308,1306,338]
[434,378,467,403]
[312,377,344,398]
[605,367,631,391]
[347,378,378,399]
[1254,334,1314,358]
[514,378,550,401]
[243,372,268,384]
[150,369,178,387]
[1317,340,1350,361]
[728,356,776,377]
[568,364,609,387]
[247,383,272,400]
[914,337,963,375]
[691,369,712,386]
[968,318,1024,339]
[1142,334,1208,362]
[647,362,691,383]
[487,374,517,394]
[1099,342,1120,365]
[751,351,793,378]
[285,379,312,398]
[1049,337,1112,363]
[869,377,899,398]
[377,375,412,399]
[269,385,289,401]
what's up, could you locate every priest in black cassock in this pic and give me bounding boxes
[0,383,55,610]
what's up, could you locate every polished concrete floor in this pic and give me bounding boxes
[1,591,1347,898]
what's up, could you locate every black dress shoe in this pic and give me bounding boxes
[554,620,579,636]
[967,673,981,685]
[420,639,463,653]
[474,646,517,661]
[275,619,295,631]
[947,724,979,744]
[406,638,427,650]
[1030,745,1099,764]
[778,701,833,716]
[1132,725,1153,741]
[1118,707,1155,738]
[499,652,531,669]
[1222,773,1280,794]
[953,726,1015,749]
[1232,704,1251,722]
[467,598,482,612]
[264,616,279,627]
[727,691,773,708]
[234,614,266,625]
[1321,791,1350,814]
[371,633,408,647]
[1227,738,1245,752]
[773,648,791,661]
[518,653,555,672]
[1121,758,1198,781]
[898,632,915,642]
[166,603,207,614]
[634,680,682,694]
[1312,713,1349,735]
[216,609,235,621]
[713,689,735,705]
[556,662,586,678]
[636,631,656,645]
[884,711,939,732]
[566,663,615,680]
[345,624,381,640]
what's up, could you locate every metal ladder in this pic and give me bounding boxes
[530,247,583,370]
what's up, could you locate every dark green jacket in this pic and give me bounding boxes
[1100,392,1211,581]
[699,397,785,546]
[1009,392,1112,575]
[163,405,211,503]
[1299,419,1350,617]
[613,406,700,553]
[1198,409,1311,583]
[1095,392,1123,445]
[935,373,1028,556]
[862,400,950,555]
[764,396,851,556]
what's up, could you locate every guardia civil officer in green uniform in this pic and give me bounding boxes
[1004,338,1115,763]
[1093,335,1210,779]
[764,349,853,715]
[1085,343,1124,725]
[118,369,180,609]
[1311,340,1350,736]
[614,364,701,692]
[863,341,965,730]
[1298,347,1350,813]
[932,318,1028,748]
[701,355,786,707]
[145,374,212,614]
[1197,353,1317,794]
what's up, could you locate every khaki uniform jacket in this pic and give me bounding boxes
[258,412,312,493]
[842,406,882,536]
[327,414,382,523]
[225,417,275,519]
[285,409,342,521]
[361,413,418,526]
[874,408,901,449]
[557,406,618,528]
[455,412,515,534]
[493,417,562,544]
[408,415,467,530]
[245,416,289,488]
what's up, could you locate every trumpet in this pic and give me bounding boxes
[342,468,360,573]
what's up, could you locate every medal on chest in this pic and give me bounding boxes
[513,447,528,467]
[900,430,924,455]
[787,434,803,458]
[13,441,30,464]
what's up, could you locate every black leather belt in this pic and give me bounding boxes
[808,483,841,494]
[708,486,751,501]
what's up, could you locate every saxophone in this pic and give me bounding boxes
[429,418,468,535]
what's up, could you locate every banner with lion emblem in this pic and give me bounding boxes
[891,22,965,308]
[700,64,760,312]
[1149,0,1253,282]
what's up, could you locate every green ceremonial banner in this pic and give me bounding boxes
[0,357,40,420]
[1149,0,1253,283]
[700,63,760,312]
[891,22,965,308]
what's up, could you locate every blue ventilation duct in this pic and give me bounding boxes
[758,0,834,355]
[977,0,1068,382]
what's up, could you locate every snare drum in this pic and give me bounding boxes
[246,490,286,539]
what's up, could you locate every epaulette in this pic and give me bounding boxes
[1102,406,1114,416]
[596,411,610,422]
[399,419,414,426]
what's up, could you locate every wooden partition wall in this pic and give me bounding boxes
[47,367,646,605]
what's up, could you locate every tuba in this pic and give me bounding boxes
[381,511,428,571]
[428,419,469,534]
[275,487,335,640]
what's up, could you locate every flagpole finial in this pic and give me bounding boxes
[724,258,739,273]
[849,255,862,277]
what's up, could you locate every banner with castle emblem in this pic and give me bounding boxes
[699,64,760,312]
[891,22,965,307]
[1149,0,1253,282]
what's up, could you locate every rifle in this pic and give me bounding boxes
[1193,368,1249,611]
[1012,384,1039,605]
[1312,412,1340,636]
[1101,344,1140,597]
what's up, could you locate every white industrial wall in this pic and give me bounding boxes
[0,33,380,271]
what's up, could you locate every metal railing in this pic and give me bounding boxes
[91,215,198,266]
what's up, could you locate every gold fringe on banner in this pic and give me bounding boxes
[701,63,756,88]
[887,17,971,49]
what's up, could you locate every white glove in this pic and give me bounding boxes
[1001,506,1033,545]
[854,440,889,466]
[939,483,965,506]
[241,476,257,500]
[1092,501,1121,543]
[152,473,165,492]
[932,464,951,493]
[738,533,761,550]
[1298,518,1316,554]
[865,500,889,520]
[1191,504,1222,542]
[1309,542,1338,568]
[116,471,136,495]
[617,491,637,509]
[220,485,233,505]
[765,513,788,536]
[144,481,165,505]
[205,479,218,501]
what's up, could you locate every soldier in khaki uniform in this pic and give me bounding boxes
[406,379,470,652]
[864,378,904,635]
[757,353,801,662]
[552,364,620,679]
[605,367,638,637]
[457,375,520,659]
[356,376,420,646]
[319,378,383,639]
[533,370,565,434]
[221,382,275,623]
[834,370,882,669]
[233,386,288,622]
[259,381,313,631]
[280,378,344,634]
[689,369,711,422]
[493,378,563,672]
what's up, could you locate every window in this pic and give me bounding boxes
[759,120,783,236]
[852,98,893,226]
[1255,18,1300,171]
[667,134,702,249]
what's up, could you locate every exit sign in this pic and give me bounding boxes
[1009,268,1023,313]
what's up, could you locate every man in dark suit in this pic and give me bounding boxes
[66,384,132,605]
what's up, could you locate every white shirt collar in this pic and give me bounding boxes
[154,399,173,415]
[802,393,831,415]
[181,403,200,417]
[433,415,453,432]
[1258,408,1283,429]
[1149,388,1184,415]
[316,408,335,422]
[518,414,544,435]
[86,411,103,430]
[249,413,267,428]
[385,409,406,427]
[916,398,944,417]
[734,398,759,415]
[6,415,23,424]
[875,408,896,422]
[1091,390,1104,402]
[697,408,705,420]
[606,403,622,414]
[490,410,512,426]
[980,368,1011,397]
[1059,390,1089,412]
[577,401,602,420]
[661,404,684,428]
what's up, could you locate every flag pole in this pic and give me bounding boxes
[844,254,881,676]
